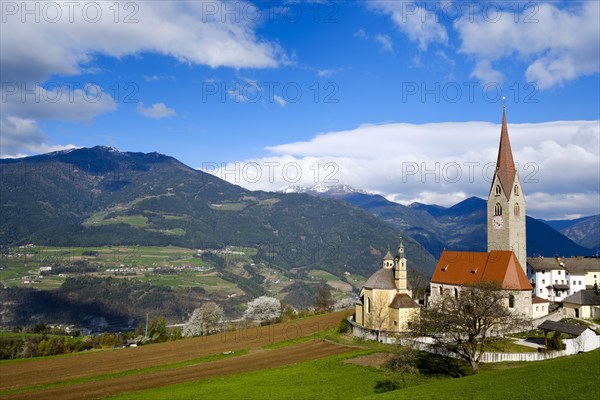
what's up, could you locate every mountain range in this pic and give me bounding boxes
[0,147,437,276]
[1,147,596,327]
[282,185,597,259]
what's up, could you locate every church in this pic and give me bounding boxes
[354,238,420,334]
[353,108,534,340]
[428,107,533,317]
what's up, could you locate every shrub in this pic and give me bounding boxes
[374,379,400,393]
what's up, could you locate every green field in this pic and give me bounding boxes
[141,272,242,293]
[106,351,386,400]
[366,349,600,399]
[106,348,600,400]
[209,203,246,211]
[0,246,211,289]
[309,269,341,282]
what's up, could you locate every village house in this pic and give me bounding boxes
[561,289,600,319]
[527,256,600,302]
[532,296,551,319]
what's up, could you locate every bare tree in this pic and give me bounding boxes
[243,296,281,325]
[384,344,419,388]
[369,296,391,342]
[314,285,333,312]
[412,281,528,372]
[182,302,223,337]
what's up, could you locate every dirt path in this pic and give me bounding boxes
[4,340,358,400]
[1,311,350,391]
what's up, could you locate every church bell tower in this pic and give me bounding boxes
[394,238,408,291]
[487,106,527,273]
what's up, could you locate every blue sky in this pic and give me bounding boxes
[1,1,599,218]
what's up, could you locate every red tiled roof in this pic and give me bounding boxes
[431,250,532,291]
[494,109,517,199]
[532,296,549,304]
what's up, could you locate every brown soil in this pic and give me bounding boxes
[0,311,353,399]
[4,340,356,400]
[344,352,392,368]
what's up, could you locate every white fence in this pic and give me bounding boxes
[350,316,600,363]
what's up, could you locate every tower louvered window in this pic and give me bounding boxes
[494,203,502,216]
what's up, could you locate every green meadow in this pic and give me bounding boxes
[105,346,599,400]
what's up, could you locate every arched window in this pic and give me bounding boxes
[454,288,458,299]
[495,185,501,195]
[495,203,502,216]
[514,185,519,196]
[514,203,520,217]
[366,297,371,314]
[439,286,443,296]
[508,294,515,308]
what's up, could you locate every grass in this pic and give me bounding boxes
[105,350,383,400]
[482,338,539,353]
[104,348,600,400]
[209,203,245,211]
[140,273,241,293]
[364,349,600,400]
[309,269,341,282]
[145,228,186,236]
[261,335,313,350]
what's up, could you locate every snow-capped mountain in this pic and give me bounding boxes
[278,183,370,196]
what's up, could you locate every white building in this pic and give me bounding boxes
[527,257,600,302]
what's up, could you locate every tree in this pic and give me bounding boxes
[243,296,281,325]
[314,285,333,312]
[384,344,419,388]
[369,296,391,342]
[182,302,223,337]
[412,281,528,372]
[148,316,168,342]
[333,297,356,311]
[546,330,565,351]
[375,344,419,392]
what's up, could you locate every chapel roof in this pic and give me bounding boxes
[389,293,419,309]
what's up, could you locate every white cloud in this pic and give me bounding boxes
[455,2,600,89]
[273,95,286,107]
[1,1,285,84]
[2,83,117,122]
[375,34,394,53]
[0,1,286,156]
[137,102,176,119]
[470,60,504,84]
[143,75,160,82]
[368,1,448,50]
[354,29,368,39]
[0,117,77,158]
[317,69,337,78]
[204,119,600,219]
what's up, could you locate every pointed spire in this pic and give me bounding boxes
[494,107,517,198]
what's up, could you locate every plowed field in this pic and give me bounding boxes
[1,311,355,399]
